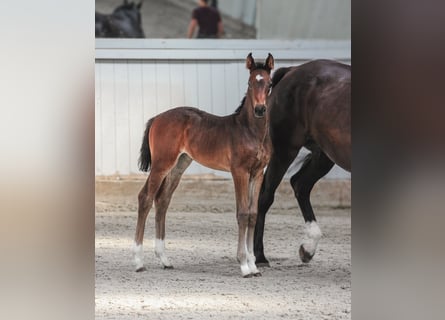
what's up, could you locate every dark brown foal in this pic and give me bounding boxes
[133,53,274,277]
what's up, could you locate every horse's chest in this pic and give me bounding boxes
[243,142,270,170]
[255,144,270,163]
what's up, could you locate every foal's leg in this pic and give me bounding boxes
[290,150,334,263]
[154,154,192,269]
[254,151,299,265]
[133,169,169,272]
[232,171,251,277]
[245,172,264,276]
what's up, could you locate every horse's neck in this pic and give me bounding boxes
[237,99,268,140]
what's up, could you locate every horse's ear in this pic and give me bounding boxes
[246,52,255,71]
[265,53,274,72]
[137,0,143,9]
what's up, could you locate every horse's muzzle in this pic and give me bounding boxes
[254,105,266,118]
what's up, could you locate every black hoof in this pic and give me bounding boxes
[163,265,174,269]
[299,245,314,263]
[255,254,270,267]
[136,267,147,272]
[253,272,262,277]
[243,273,253,278]
[256,261,270,267]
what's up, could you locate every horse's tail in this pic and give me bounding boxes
[138,118,153,172]
[272,67,294,88]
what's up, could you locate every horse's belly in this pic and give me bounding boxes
[195,159,231,172]
[183,147,231,172]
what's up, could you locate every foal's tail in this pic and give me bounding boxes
[138,118,153,172]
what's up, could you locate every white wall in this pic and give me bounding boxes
[95,39,351,178]
[218,0,257,26]
[256,0,351,39]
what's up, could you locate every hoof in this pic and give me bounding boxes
[299,245,314,263]
[253,272,262,277]
[163,265,174,269]
[136,267,147,272]
[256,261,270,267]
[255,254,270,267]
[243,273,253,278]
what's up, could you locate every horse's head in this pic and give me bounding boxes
[111,0,145,38]
[246,53,274,118]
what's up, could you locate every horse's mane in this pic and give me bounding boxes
[271,67,293,88]
[234,63,270,114]
[233,96,246,114]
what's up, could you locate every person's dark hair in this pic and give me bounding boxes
[202,0,209,4]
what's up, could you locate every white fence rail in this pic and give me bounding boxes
[95,39,351,178]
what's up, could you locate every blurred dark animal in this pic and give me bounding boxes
[95,0,145,38]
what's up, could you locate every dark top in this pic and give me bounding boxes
[192,6,221,38]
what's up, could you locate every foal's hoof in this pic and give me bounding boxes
[243,273,253,278]
[136,267,147,272]
[253,272,262,277]
[299,245,314,263]
[163,265,174,269]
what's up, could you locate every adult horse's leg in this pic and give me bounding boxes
[232,170,252,277]
[133,169,169,272]
[153,154,192,269]
[254,151,298,265]
[290,150,334,263]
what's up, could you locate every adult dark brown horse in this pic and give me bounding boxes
[254,59,351,266]
[133,53,274,277]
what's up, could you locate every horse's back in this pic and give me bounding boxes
[148,106,235,172]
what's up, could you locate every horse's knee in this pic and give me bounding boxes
[290,176,309,201]
[249,213,257,227]
[237,212,249,225]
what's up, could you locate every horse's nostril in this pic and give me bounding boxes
[254,105,266,117]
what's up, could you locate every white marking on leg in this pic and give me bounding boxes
[246,225,260,275]
[247,253,260,274]
[154,238,172,268]
[255,74,264,82]
[240,262,251,277]
[133,242,144,270]
[302,221,322,256]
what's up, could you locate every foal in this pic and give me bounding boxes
[133,53,274,277]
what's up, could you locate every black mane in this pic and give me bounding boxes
[234,96,246,114]
[271,67,293,88]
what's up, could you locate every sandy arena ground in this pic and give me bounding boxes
[96,176,351,319]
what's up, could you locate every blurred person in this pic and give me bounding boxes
[187,0,224,38]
